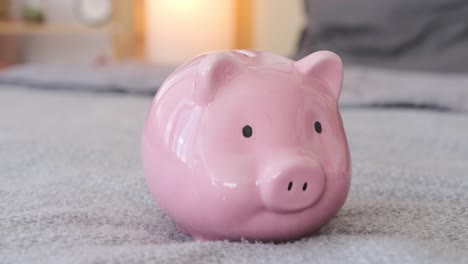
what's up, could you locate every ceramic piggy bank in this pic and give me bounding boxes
[142,50,351,241]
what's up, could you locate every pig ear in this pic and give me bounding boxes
[194,53,243,106]
[294,51,343,99]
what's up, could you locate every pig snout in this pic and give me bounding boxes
[260,159,325,213]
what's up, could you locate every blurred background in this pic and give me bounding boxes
[0,0,467,107]
[0,0,303,67]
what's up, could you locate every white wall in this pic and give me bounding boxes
[146,0,235,65]
[21,0,110,64]
[253,0,305,57]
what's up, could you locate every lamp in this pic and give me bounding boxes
[145,0,235,66]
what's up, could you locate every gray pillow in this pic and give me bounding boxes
[0,62,174,95]
[296,0,468,72]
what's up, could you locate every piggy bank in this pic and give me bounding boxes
[142,50,351,241]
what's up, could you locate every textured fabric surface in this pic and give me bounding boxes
[296,0,468,72]
[1,87,468,263]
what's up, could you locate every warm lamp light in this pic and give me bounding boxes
[145,0,235,65]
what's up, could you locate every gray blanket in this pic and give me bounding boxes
[1,86,467,263]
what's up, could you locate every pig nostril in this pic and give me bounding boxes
[302,182,308,191]
[287,182,293,191]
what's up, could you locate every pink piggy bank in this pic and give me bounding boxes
[142,50,351,241]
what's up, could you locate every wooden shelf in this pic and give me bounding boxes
[0,0,144,60]
[0,21,114,35]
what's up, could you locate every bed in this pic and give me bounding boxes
[1,0,468,263]
[1,62,467,263]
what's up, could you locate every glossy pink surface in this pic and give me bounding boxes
[142,50,351,241]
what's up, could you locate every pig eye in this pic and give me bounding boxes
[242,125,253,138]
[314,121,322,133]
